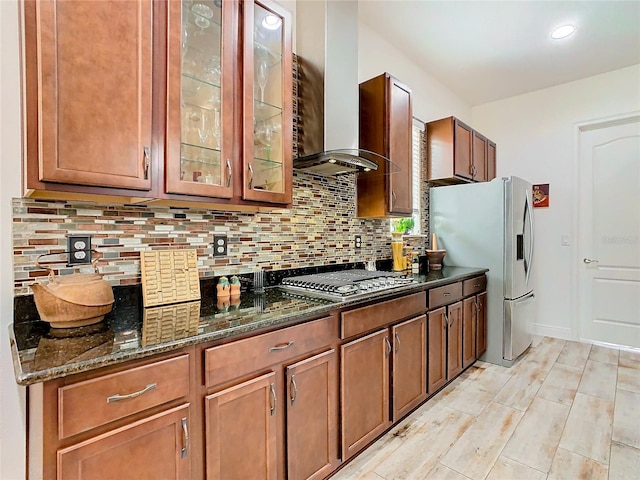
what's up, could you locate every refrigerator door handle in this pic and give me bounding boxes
[524,189,535,285]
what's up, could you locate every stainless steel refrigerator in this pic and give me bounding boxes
[430,176,535,366]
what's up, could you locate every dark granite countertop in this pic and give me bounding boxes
[9,266,487,386]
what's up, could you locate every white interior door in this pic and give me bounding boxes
[578,117,640,348]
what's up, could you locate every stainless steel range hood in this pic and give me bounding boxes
[294,0,391,176]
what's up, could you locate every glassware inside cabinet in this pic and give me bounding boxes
[251,2,284,193]
[180,0,224,187]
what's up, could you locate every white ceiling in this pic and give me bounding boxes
[358,0,640,106]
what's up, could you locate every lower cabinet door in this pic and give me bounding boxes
[447,301,463,379]
[392,315,427,420]
[57,404,191,480]
[462,297,477,368]
[427,307,447,394]
[476,292,488,358]
[286,349,338,480]
[341,329,390,460]
[205,372,278,480]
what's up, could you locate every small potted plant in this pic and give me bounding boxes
[394,217,415,235]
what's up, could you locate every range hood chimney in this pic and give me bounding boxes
[294,0,389,176]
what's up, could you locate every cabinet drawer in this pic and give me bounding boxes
[205,315,338,388]
[463,275,486,296]
[429,282,463,309]
[59,354,190,439]
[341,291,426,339]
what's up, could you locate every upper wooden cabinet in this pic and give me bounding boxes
[23,0,154,193]
[357,73,413,218]
[426,116,497,185]
[22,0,293,209]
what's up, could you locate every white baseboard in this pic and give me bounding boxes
[532,323,574,341]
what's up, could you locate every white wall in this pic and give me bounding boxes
[0,0,27,478]
[472,64,640,340]
[358,22,471,124]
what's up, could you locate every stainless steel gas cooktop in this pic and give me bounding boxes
[279,270,417,301]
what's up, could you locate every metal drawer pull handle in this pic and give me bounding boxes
[107,383,157,403]
[269,341,294,352]
[181,417,189,458]
[443,292,451,296]
[143,146,150,180]
[395,332,400,353]
[269,383,277,416]
[473,283,480,287]
[226,159,232,187]
[290,374,297,406]
[385,336,392,357]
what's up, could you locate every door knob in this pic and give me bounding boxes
[583,258,599,264]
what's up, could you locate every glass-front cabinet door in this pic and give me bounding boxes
[242,0,292,204]
[166,0,234,198]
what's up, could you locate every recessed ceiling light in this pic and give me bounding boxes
[551,24,575,39]
[262,15,281,30]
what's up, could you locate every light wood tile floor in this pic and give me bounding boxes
[332,336,640,480]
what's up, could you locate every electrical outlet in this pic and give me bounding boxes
[355,235,362,248]
[213,235,228,256]
[67,235,92,265]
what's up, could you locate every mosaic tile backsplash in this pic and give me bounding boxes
[13,172,431,296]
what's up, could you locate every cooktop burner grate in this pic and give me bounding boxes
[279,270,417,301]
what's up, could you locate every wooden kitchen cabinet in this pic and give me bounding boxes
[165,0,292,205]
[28,349,196,480]
[22,0,293,209]
[391,315,427,421]
[477,291,488,357]
[428,277,487,394]
[462,275,488,362]
[427,281,464,394]
[446,302,463,379]
[452,119,473,180]
[58,404,191,480]
[340,291,426,459]
[462,296,477,368]
[472,131,488,181]
[426,116,496,185]
[487,140,497,181]
[205,372,279,480]
[285,350,338,480]
[427,307,447,393]
[341,329,391,460]
[203,314,339,479]
[427,302,462,394]
[22,0,154,195]
[357,73,413,218]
